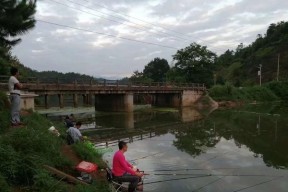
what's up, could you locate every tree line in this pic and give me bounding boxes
[127,21,288,87]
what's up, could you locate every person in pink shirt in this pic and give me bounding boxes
[112,141,143,192]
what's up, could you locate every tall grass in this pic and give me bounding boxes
[72,141,106,168]
[0,97,71,189]
[0,91,110,191]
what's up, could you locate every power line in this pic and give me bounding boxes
[78,0,231,51]
[49,0,229,53]
[50,0,190,42]
[36,19,178,50]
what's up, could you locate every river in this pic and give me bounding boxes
[55,103,288,191]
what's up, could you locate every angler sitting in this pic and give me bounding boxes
[112,141,143,192]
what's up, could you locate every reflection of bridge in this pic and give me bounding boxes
[88,112,205,148]
[0,77,206,112]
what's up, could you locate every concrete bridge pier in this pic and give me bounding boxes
[73,94,78,108]
[44,94,49,109]
[181,90,203,107]
[95,93,133,112]
[58,94,64,108]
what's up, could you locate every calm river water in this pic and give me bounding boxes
[85,104,288,192]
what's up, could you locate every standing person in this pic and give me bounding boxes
[8,67,23,126]
[66,121,83,144]
[112,141,143,192]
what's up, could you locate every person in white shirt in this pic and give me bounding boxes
[8,67,23,126]
[66,121,83,144]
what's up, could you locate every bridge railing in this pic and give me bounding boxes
[0,76,206,90]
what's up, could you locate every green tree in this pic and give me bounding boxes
[0,0,36,47]
[0,0,36,75]
[172,42,217,86]
[143,58,170,82]
[130,70,152,84]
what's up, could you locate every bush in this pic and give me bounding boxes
[32,170,68,192]
[244,86,278,101]
[75,183,110,192]
[72,141,106,168]
[209,84,279,101]
[0,174,11,192]
[0,113,72,186]
[266,81,288,100]
[0,91,10,133]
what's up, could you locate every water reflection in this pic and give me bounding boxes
[98,104,288,191]
[173,109,288,169]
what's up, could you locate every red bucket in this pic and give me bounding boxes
[75,161,98,173]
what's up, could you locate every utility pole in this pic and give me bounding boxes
[277,54,280,81]
[258,64,262,86]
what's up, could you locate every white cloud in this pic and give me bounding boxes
[11,0,288,79]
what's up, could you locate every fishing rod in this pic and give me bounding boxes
[144,173,284,177]
[144,174,211,185]
[146,167,238,172]
[233,176,284,192]
[191,176,225,192]
[129,149,171,161]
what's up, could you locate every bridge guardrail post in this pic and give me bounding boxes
[104,79,106,88]
[116,80,119,88]
[36,78,40,86]
[74,79,77,87]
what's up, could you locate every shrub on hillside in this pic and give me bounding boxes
[0,174,11,192]
[266,81,288,100]
[244,86,279,101]
[0,91,10,133]
[209,84,279,101]
[0,113,71,186]
[72,141,106,168]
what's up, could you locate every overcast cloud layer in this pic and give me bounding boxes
[12,0,288,79]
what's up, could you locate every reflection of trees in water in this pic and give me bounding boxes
[173,121,221,157]
[173,110,288,169]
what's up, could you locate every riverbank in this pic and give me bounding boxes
[209,81,288,105]
[0,93,109,192]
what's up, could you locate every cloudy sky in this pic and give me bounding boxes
[12,0,288,79]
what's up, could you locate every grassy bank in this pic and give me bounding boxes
[0,92,109,192]
[209,81,288,102]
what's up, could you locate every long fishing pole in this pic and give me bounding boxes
[191,176,225,192]
[129,149,171,161]
[232,176,283,192]
[144,173,284,177]
[144,174,211,185]
[191,166,236,191]
[146,167,238,172]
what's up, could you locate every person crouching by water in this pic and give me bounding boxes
[64,115,74,128]
[66,121,83,145]
[112,141,143,192]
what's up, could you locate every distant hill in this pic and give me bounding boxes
[8,62,102,84]
[216,21,288,86]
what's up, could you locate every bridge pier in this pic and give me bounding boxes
[95,93,133,112]
[181,90,203,107]
[58,94,64,108]
[45,94,49,109]
[73,94,78,108]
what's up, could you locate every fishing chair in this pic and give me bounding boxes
[106,167,144,192]
[106,167,127,192]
